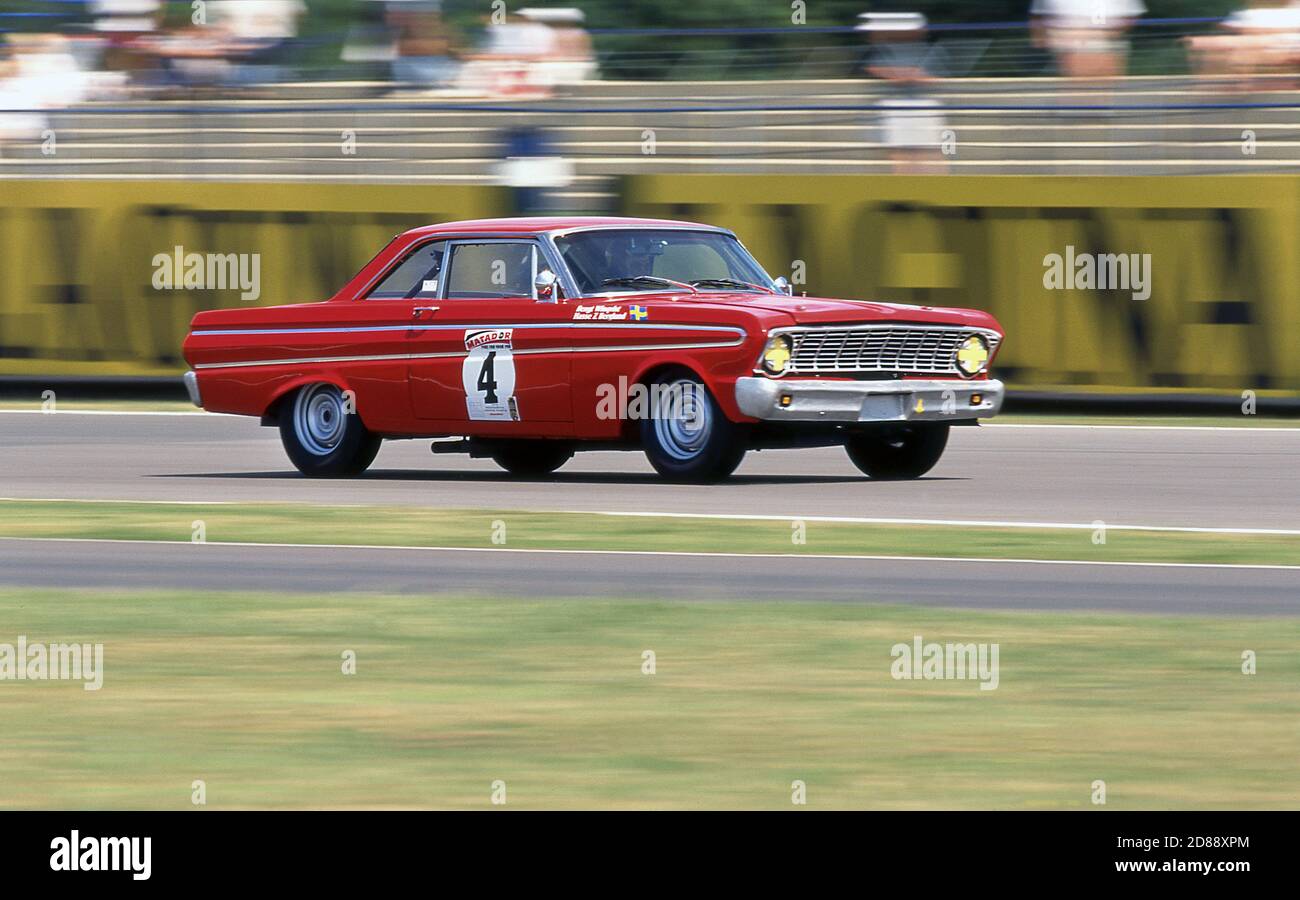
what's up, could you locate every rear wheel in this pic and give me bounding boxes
[845,423,949,480]
[278,383,381,477]
[639,369,747,482]
[489,440,574,476]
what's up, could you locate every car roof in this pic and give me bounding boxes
[400,216,728,238]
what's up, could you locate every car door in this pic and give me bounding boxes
[408,238,572,426]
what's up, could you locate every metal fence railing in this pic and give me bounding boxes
[4,76,1300,194]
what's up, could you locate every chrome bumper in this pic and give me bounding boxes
[183,370,203,408]
[735,377,1004,423]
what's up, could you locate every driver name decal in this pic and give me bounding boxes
[572,304,628,321]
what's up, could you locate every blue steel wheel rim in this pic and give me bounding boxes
[653,379,711,462]
[294,384,346,456]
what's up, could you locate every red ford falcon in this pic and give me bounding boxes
[182,216,1004,481]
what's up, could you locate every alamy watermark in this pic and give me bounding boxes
[890,635,999,691]
[595,376,691,421]
[0,635,104,691]
[152,245,261,301]
[50,831,149,880]
[1043,245,1151,301]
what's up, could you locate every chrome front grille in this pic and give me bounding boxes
[784,325,1000,376]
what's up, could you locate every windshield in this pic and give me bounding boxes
[553,229,774,295]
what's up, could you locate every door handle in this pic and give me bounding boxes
[412,306,440,320]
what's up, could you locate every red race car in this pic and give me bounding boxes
[182,216,1004,481]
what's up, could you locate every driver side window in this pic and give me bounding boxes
[444,241,538,299]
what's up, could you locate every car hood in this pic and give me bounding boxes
[654,291,1002,330]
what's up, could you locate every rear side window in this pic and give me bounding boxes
[367,241,446,299]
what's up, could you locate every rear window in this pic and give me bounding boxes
[367,241,446,299]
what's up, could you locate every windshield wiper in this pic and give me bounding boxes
[601,275,698,293]
[690,278,776,293]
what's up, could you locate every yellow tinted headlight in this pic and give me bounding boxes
[956,334,990,377]
[762,335,792,375]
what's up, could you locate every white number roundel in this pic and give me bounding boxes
[462,344,516,421]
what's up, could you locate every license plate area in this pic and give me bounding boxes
[858,394,905,421]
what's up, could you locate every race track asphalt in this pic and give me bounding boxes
[1,538,1296,615]
[2,412,1297,527]
[0,412,1296,614]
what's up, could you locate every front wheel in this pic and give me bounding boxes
[278,383,381,477]
[845,423,949,480]
[489,440,574,476]
[639,370,747,482]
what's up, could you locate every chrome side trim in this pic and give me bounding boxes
[770,323,1002,335]
[735,377,1005,423]
[194,351,463,370]
[192,335,747,371]
[190,323,744,338]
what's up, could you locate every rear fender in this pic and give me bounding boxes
[260,376,360,427]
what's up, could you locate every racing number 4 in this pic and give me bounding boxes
[476,350,499,404]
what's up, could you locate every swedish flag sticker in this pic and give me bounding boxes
[629,304,648,321]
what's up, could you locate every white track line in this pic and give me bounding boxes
[568,510,1300,536]
[0,409,1294,430]
[0,497,244,505]
[1,535,1297,571]
[986,423,1300,432]
[1,497,1296,536]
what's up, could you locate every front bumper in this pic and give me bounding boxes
[183,370,203,408]
[735,377,1004,423]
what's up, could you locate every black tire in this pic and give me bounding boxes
[278,383,381,477]
[639,368,747,482]
[845,423,949,480]
[489,440,574,476]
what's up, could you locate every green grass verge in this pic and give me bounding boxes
[1,589,1295,809]
[0,500,1296,567]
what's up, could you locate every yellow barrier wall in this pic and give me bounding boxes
[2,177,1297,394]
[624,175,1300,394]
[0,182,509,377]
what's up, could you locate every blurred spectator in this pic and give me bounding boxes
[523,7,596,87]
[341,0,398,73]
[1030,0,1147,78]
[496,126,574,214]
[89,0,162,74]
[387,0,461,89]
[459,7,596,97]
[134,0,305,90]
[209,0,306,84]
[90,0,162,35]
[857,12,948,174]
[1187,2,1300,82]
[0,34,122,149]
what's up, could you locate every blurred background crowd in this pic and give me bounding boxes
[5,2,1300,192]
[4,1,1300,99]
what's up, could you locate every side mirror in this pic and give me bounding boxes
[535,269,559,301]
[773,276,793,296]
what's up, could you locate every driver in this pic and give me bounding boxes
[607,236,664,279]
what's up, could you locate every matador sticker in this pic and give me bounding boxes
[462,329,519,421]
